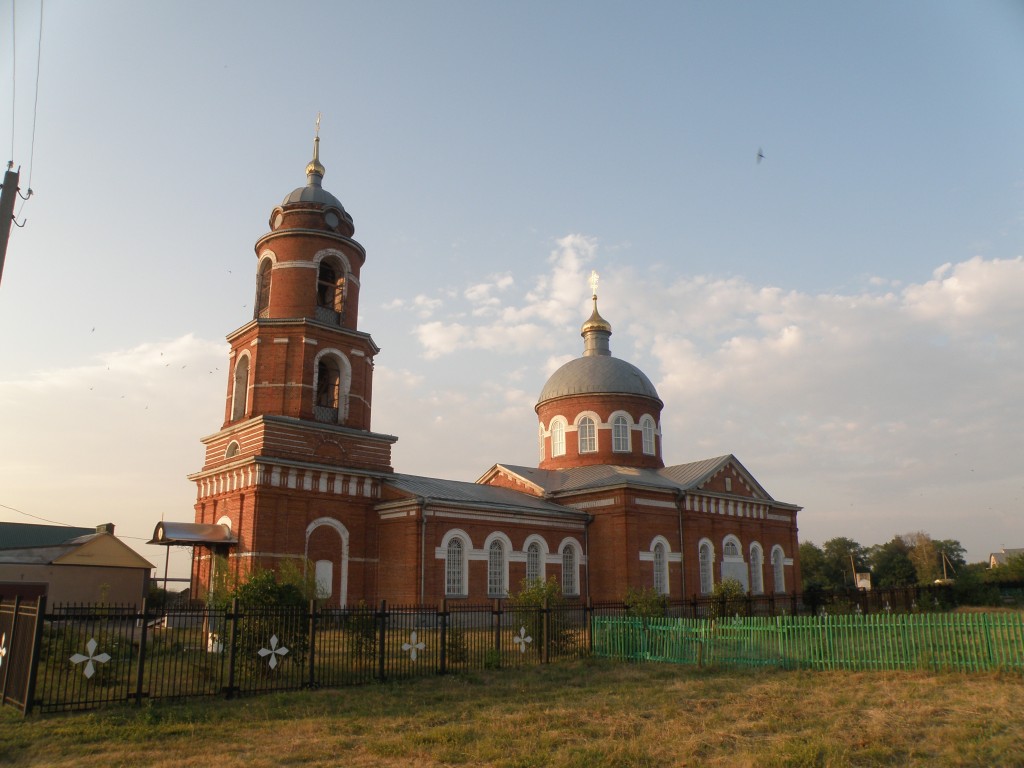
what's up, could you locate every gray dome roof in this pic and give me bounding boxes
[538,355,661,404]
[282,181,347,212]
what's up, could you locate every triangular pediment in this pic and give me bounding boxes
[686,455,773,501]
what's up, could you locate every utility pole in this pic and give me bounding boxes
[0,165,21,287]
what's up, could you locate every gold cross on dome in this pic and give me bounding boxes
[589,270,599,298]
[315,112,322,138]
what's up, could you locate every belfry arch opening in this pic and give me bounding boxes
[316,258,346,325]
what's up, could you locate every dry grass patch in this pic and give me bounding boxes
[2,659,1023,767]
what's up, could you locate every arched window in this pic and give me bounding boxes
[224,441,240,459]
[446,538,466,597]
[612,414,630,453]
[317,358,340,408]
[538,424,545,462]
[255,259,272,318]
[772,546,786,593]
[578,416,596,454]
[488,540,506,597]
[699,541,714,594]
[313,350,352,425]
[316,261,346,324]
[749,544,764,594]
[551,419,566,457]
[526,541,542,584]
[724,538,740,558]
[641,416,656,456]
[231,354,250,421]
[653,542,668,595]
[561,544,578,596]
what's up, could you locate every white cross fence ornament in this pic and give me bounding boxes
[513,626,533,653]
[70,638,111,679]
[257,635,289,669]
[402,631,426,661]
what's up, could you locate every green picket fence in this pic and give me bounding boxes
[592,612,1024,673]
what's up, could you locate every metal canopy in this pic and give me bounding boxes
[148,521,237,547]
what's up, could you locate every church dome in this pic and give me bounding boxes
[537,282,661,406]
[281,130,353,226]
[538,355,661,404]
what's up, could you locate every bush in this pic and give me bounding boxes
[509,577,571,656]
[709,579,747,619]
[624,586,668,618]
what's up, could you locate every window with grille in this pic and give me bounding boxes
[750,545,764,594]
[612,415,630,452]
[526,542,541,583]
[578,417,596,453]
[488,540,505,597]
[561,544,578,595]
[446,538,465,596]
[772,547,785,593]
[641,417,656,455]
[699,542,713,594]
[653,542,668,595]
[551,420,565,457]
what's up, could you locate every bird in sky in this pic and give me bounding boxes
[757,148,765,164]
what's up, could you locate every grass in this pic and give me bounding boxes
[3,658,1024,767]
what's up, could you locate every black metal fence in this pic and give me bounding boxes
[19,598,592,715]
[1,583,959,716]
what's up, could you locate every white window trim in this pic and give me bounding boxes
[575,412,599,454]
[557,537,584,596]
[231,352,252,421]
[437,528,473,598]
[550,417,567,458]
[610,411,633,453]
[640,415,657,456]
[749,542,764,595]
[698,538,715,595]
[484,531,513,598]
[523,534,548,584]
[771,544,787,593]
[312,348,353,423]
[722,534,743,561]
[304,517,350,607]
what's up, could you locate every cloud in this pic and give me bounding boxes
[381,237,1024,560]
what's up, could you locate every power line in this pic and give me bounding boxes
[8,0,15,162]
[0,502,152,542]
[25,0,43,191]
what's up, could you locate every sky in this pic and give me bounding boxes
[1,1,1023,579]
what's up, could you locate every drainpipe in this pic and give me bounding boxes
[420,498,432,605]
[675,489,686,599]
[584,514,593,601]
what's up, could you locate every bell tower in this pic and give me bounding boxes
[189,122,396,605]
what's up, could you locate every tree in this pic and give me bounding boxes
[868,537,917,588]
[821,537,868,589]
[904,531,940,585]
[799,541,829,589]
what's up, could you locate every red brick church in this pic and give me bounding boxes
[183,135,802,606]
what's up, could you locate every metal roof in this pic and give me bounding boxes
[538,355,661,404]
[490,455,778,500]
[148,522,238,546]
[383,474,587,518]
[0,522,94,550]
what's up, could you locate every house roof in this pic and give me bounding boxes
[482,455,799,509]
[381,473,588,519]
[0,522,95,550]
[0,532,154,569]
[989,548,1024,566]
